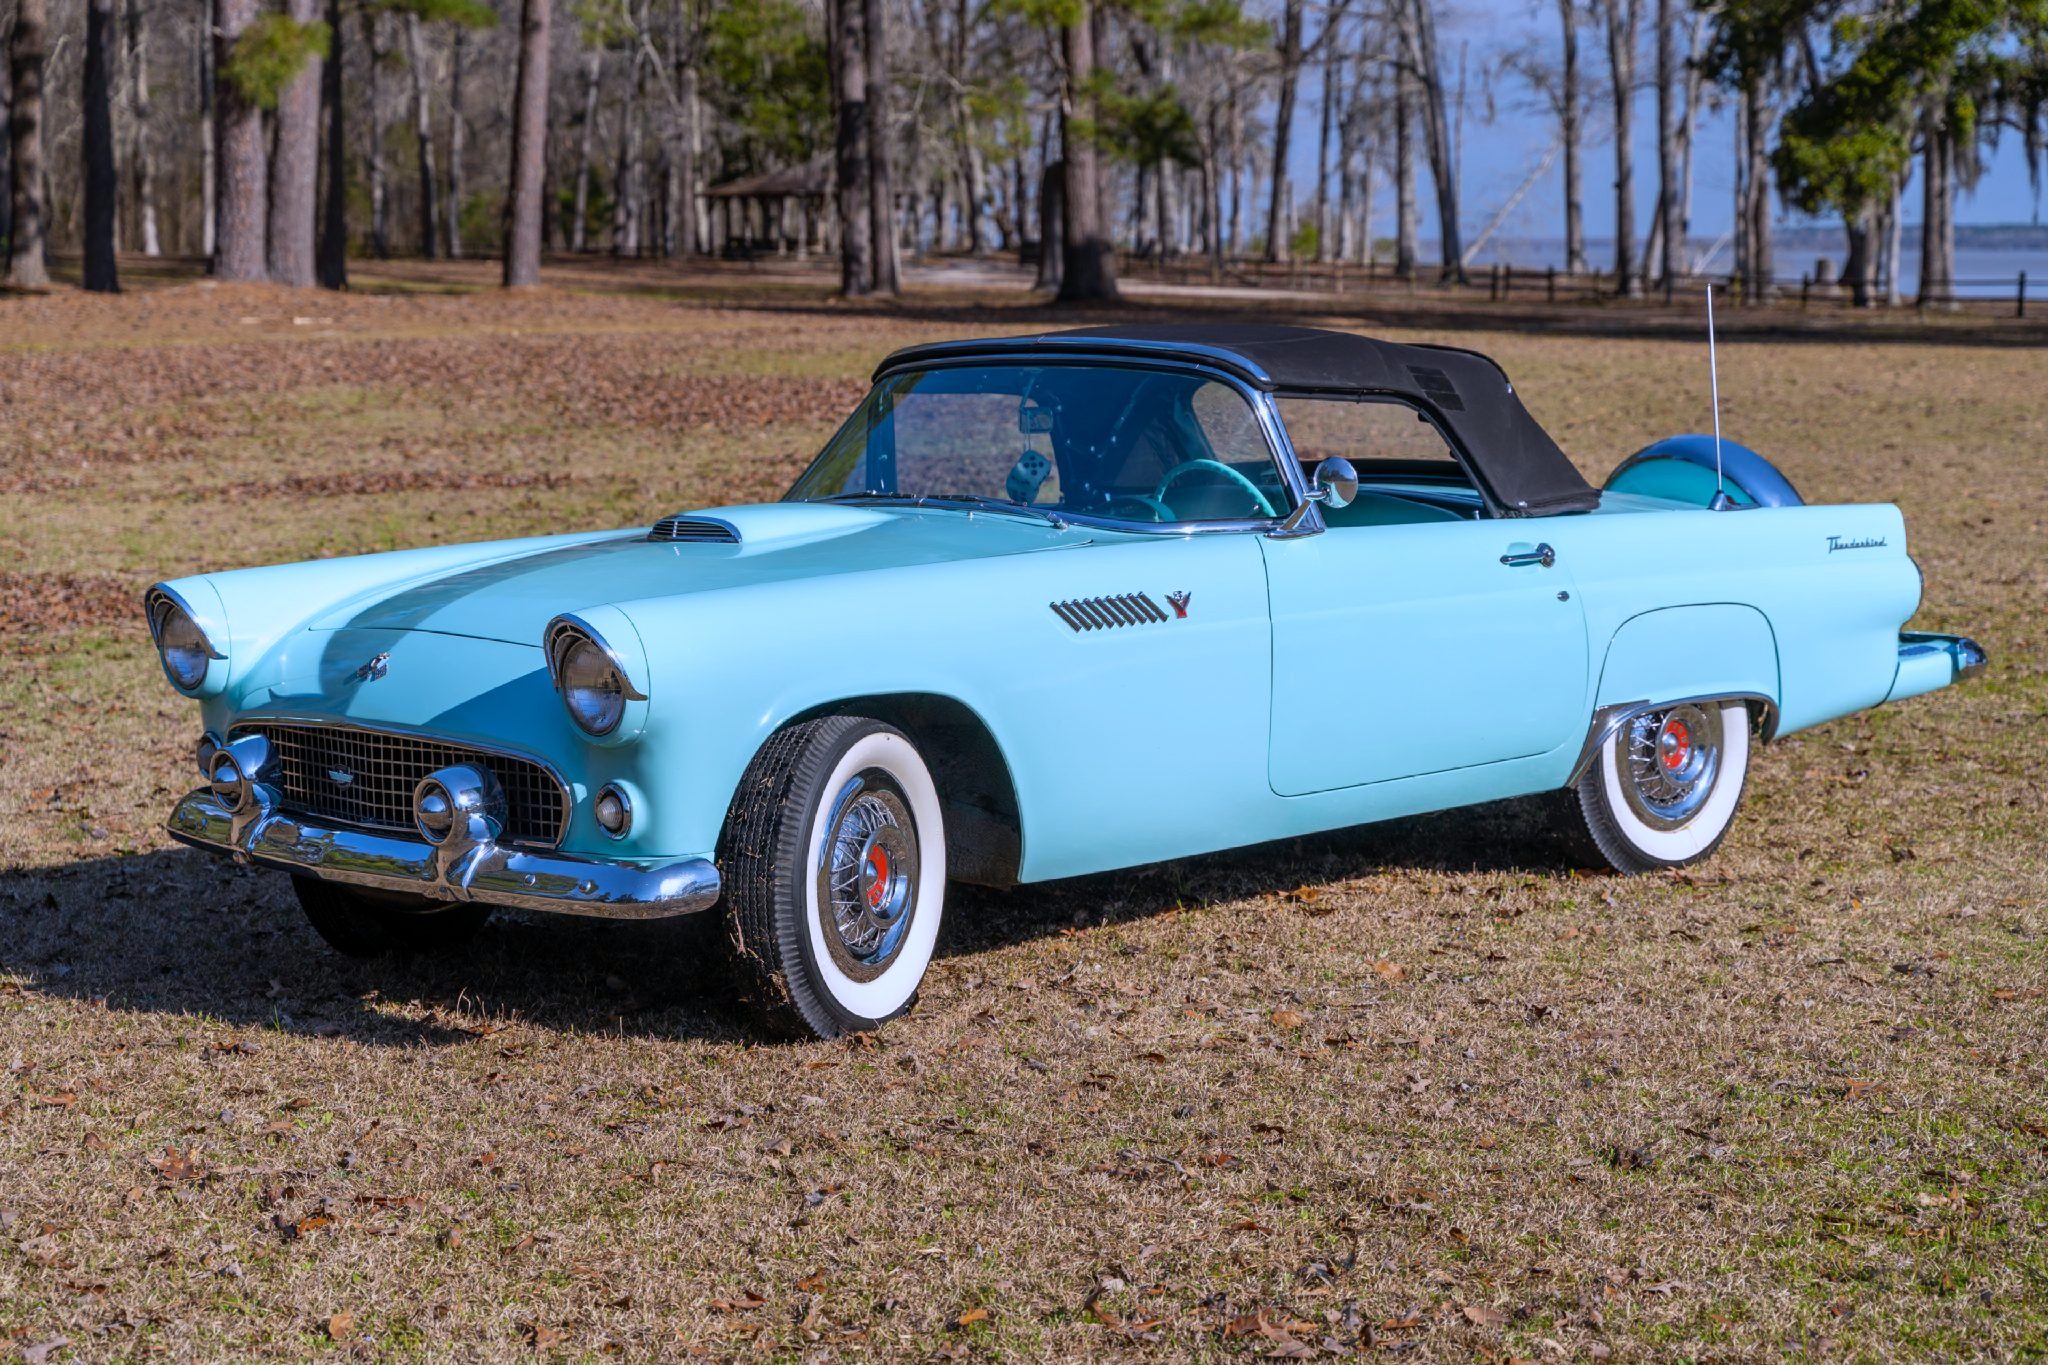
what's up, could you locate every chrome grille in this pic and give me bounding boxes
[649,515,740,544]
[233,722,567,847]
[1050,593,1168,632]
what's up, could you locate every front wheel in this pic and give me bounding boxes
[718,716,947,1039]
[1559,699,1751,873]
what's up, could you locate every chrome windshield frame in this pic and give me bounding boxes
[788,352,1315,538]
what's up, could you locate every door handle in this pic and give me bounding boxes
[1500,543,1556,568]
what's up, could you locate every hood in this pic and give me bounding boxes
[306,502,1092,644]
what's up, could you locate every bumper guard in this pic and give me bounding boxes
[166,785,721,920]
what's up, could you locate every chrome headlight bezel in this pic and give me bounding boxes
[145,585,225,694]
[543,614,648,741]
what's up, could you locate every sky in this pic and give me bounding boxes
[1290,0,2048,251]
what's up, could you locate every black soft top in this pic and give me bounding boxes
[877,323,1599,517]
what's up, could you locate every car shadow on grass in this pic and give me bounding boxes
[0,847,752,1047]
[0,795,1577,1046]
[941,793,1578,956]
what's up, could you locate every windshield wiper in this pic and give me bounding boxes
[818,491,1067,529]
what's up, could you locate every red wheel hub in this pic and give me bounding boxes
[864,844,891,908]
[1659,719,1692,771]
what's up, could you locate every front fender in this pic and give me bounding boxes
[591,533,1273,878]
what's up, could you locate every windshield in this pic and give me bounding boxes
[785,362,1293,526]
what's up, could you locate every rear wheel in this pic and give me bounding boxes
[719,716,946,1039]
[1560,699,1751,873]
[292,877,492,957]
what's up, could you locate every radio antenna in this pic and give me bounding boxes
[1706,284,1731,511]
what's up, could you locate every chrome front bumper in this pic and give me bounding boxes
[165,787,722,920]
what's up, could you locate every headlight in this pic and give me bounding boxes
[560,636,627,736]
[146,587,221,692]
[544,615,647,739]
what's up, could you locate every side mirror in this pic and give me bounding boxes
[1312,456,1358,511]
[1273,456,1361,535]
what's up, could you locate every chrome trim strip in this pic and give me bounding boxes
[542,613,650,701]
[227,714,574,850]
[1565,692,1779,788]
[167,788,720,920]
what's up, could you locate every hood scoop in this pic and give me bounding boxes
[648,514,741,545]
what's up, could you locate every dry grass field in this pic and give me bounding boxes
[1,269,2044,1361]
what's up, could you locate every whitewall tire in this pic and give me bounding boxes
[719,716,946,1039]
[1563,699,1751,873]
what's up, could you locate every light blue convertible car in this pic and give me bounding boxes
[148,325,1985,1037]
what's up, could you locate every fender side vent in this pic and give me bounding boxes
[1051,593,1167,632]
[649,515,741,544]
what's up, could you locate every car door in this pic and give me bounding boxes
[1260,395,1589,796]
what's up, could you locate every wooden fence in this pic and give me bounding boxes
[1108,251,2036,318]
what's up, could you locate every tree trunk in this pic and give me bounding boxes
[1742,74,1771,300]
[1205,103,1225,270]
[1226,87,1243,256]
[612,48,642,256]
[1263,0,1302,262]
[7,0,48,287]
[83,0,119,291]
[502,0,550,286]
[1654,0,1678,284]
[571,50,600,253]
[1731,94,1747,290]
[318,0,346,287]
[1035,157,1063,291]
[1557,0,1583,272]
[367,10,389,257]
[863,0,898,293]
[1882,172,1903,306]
[1355,94,1373,265]
[830,0,872,294]
[1917,102,1955,310]
[215,0,268,280]
[1313,24,1336,262]
[269,0,321,285]
[1842,211,1872,308]
[405,14,437,259]
[0,20,13,265]
[1394,62,1416,278]
[1599,0,1638,295]
[1677,11,1703,272]
[1057,4,1116,301]
[1007,148,1025,250]
[671,7,700,256]
[201,0,216,257]
[446,27,466,258]
[1401,0,1461,281]
[949,0,986,254]
[123,0,158,255]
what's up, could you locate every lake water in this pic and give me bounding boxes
[1469,237,2044,301]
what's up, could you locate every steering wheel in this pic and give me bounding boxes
[1102,493,1176,523]
[1154,459,1279,519]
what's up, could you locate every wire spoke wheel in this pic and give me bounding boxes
[1619,702,1723,830]
[1560,698,1751,874]
[817,772,919,983]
